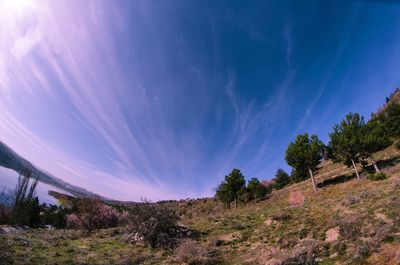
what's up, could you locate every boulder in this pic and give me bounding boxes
[325,226,340,243]
[288,191,305,208]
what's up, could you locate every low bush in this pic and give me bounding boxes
[127,203,179,249]
[0,204,11,225]
[336,214,362,241]
[41,204,70,229]
[12,197,41,227]
[66,198,119,232]
[367,172,388,181]
[175,239,222,265]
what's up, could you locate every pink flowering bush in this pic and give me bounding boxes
[67,198,120,232]
[66,213,81,228]
[118,210,130,226]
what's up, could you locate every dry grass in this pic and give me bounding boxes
[2,145,400,264]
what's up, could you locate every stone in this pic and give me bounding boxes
[325,226,340,243]
[376,213,393,224]
[288,191,305,208]
[264,219,278,226]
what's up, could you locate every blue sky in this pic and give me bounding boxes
[0,0,399,200]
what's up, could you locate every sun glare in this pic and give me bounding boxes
[0,0,34,16]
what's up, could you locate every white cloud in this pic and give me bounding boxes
[10,27,41,59]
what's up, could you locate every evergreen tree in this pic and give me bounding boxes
[285,134,324,192]
[247,178,270,201]
[273,168,291,189]
[329,113,365,180]
[379,102,400,138]
[215,182,234,209]
[361,119,392,173]
[215,169,246,208]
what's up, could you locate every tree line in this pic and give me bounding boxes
[216,89,400,206]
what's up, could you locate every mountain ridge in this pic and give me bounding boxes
[0,141,101,199]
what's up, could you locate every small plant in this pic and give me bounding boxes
[367,172,388,181]
[175,239,222,265]
[127,203,180,249]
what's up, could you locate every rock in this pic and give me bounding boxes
[325,226,340,243]
[375,213,393,224]
[219,232,241,242]
[264,219,278,226]
[0,226,23,234]
[343,195,360,205]
[45,225,55,231]
[288,191,305,208]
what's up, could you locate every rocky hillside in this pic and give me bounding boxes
[2,143,399,264]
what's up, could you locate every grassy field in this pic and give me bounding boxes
[1,146,400,265]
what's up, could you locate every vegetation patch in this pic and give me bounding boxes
[367,173,388,181]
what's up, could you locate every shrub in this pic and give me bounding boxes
[67,198,119,232]
[0,204,11,225]
[367,172,388,181]
[274,168,291,190]
[12,197,41,227]
[336,214,362,241]
[10,171,42,227]
[127,203,179,249]
[41,204,70,229]
[118,210,130,226]
[175,239,222,265]
[66,213,82,229]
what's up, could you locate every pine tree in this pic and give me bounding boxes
[215,169,246,209]
[285,134,324,192]
[273,168,290,189]
[361,119,392,173]
[329,113,365,179]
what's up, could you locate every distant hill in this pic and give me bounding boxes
[0,141,100,199]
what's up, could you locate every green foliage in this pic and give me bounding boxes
[12,197,41,227]
[285,134,324,178]
[128,204,179,249]
[11,171,42,227]
[378,102,400,138]
[247,178,270,200]
[216,182,234,208]
[290,167,309,183]
[215,169,246,208]
[361,119,392,159]
[273,168,290,189]
[42,204,70,229]
[329,113,365,167]
[367,172,388,181]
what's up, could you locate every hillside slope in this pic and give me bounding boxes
[3,144,400,264]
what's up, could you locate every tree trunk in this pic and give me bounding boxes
[371,157,381,173]
[234,197,237,209]
[351,159,360,180]
[308,167,317,192]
